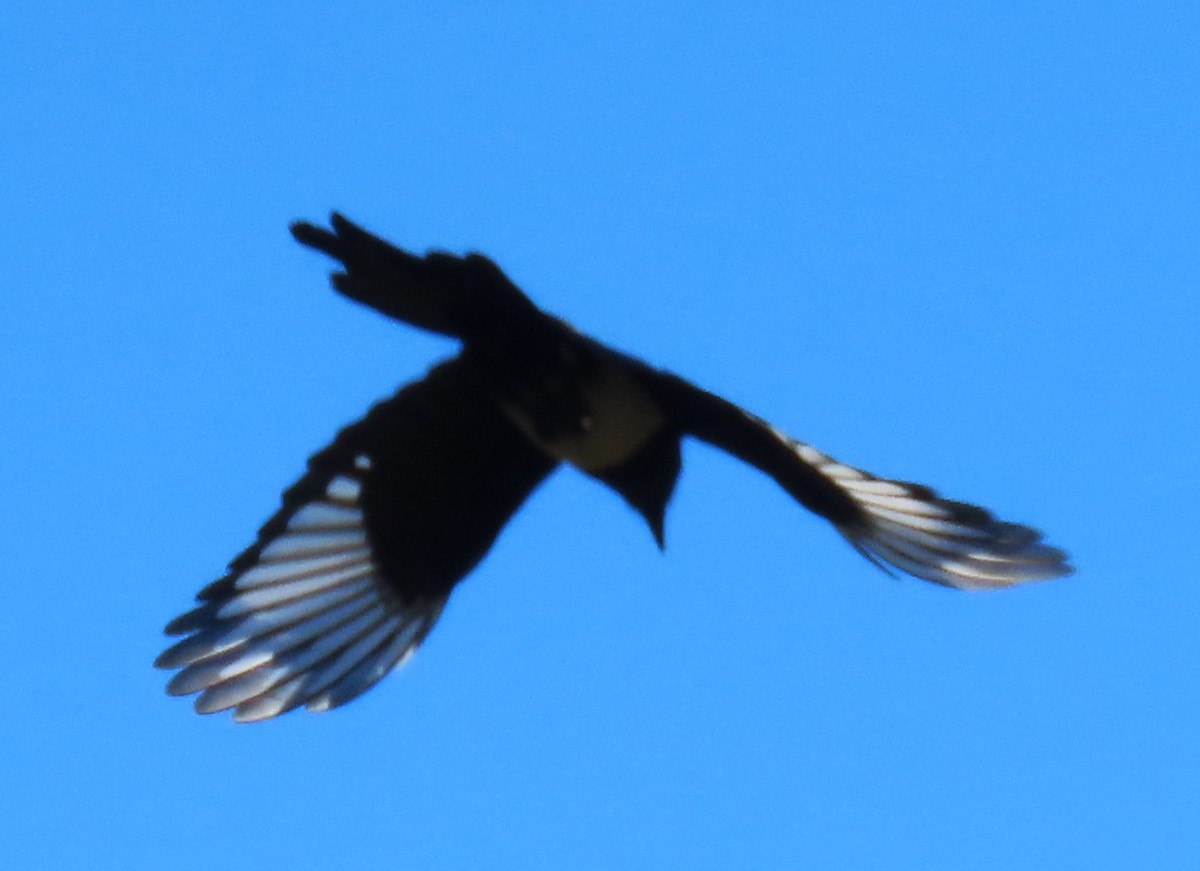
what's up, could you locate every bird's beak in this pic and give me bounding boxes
[648,513,666,551]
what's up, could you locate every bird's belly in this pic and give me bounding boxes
[500,365,666,472]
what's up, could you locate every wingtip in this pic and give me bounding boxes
[785,441,1075,590]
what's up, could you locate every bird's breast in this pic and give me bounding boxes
[497,357,666,473]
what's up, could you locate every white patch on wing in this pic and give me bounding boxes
[232,548,373,591]
[287,501,361,531]
[258,528,369,562]
[156,469,447,721]
[325,475,362,503]
[775,435,1072,589]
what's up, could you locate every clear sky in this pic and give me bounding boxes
[3,2,1197,868]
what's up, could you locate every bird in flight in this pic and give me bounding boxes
[157,213,1072,722]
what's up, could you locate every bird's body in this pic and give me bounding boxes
[157,213,1072,722]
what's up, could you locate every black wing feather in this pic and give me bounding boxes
[291,213,541,341]
[157,357,557,720]
[646,371,1073,589]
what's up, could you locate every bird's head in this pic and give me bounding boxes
[590,430,682,549]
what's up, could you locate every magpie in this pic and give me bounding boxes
[157,213,1073,722]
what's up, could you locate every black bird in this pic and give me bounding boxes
[157,213,1072,722]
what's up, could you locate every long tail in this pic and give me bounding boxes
[290,213,542,341]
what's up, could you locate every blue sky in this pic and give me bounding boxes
[3,2,1198,868]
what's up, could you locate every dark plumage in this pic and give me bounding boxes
[157,213,1072,721]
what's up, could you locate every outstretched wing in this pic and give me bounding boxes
[291,213,543,342]
[647,372,1073,589]
[157,357,557,721]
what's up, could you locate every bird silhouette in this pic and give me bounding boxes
[157,213,1072,722]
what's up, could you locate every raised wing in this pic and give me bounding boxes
[157,358,557,721]
[647,372,1073,589]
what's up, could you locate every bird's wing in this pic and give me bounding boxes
[646,371,1072,589]
[291,213,542,341]
[157,357,557,721]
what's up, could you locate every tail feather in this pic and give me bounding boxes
[290,213,540,341]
